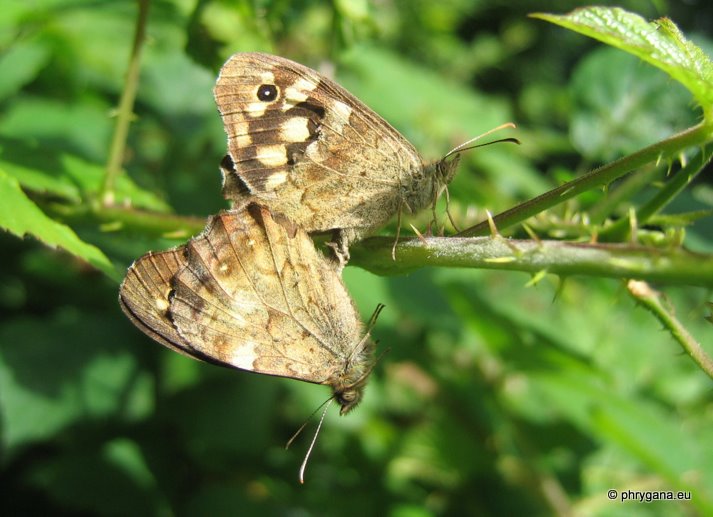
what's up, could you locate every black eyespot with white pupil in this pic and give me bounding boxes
[257,84,278,102]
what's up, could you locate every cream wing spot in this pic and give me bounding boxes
[225,120,251,145]
[229,295,261,325]
[283,89,307,105]
[155,297,169,312]
[246,101,268,118]
[332,101,352,124]
[259,71,275,84]
[304,139,326,162]
[283,77,318,103]
[230,340,258,370]
[256,144,288,167]
[264,170,288,189]
[294,76,318,92]
[325,100,353,134]
[280,117,312,142]
[235,133,252,147]
[218,261,231,277]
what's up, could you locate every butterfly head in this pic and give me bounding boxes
[332,338,374,416]
[335,384,366,415]
[434,152,461,189]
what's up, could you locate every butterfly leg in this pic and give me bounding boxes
[442,185,460,232]
[391,197,414,260]
[391,208,402,261]
[326,228,355,272]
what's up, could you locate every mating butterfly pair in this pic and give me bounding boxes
[120,52,461,418]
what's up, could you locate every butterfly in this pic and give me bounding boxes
[119,203,377,415]
[214,52,462,259]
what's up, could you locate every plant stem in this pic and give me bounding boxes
[349,235,713,287]
[627,280,713,379]
[45,202,206,239]
[458,123,713,237]
[100,0,151,206]
[586,163,659,225]
[599,143,713,241]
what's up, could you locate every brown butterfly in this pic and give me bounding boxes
[214,52,461,259]
[119,204,377,415]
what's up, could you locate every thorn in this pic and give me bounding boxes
[521,223,541,245]
[410,224,427,244]
[553,276,567,303]
[486,210,500,237]
[525,269,548,287]
[628,207,638,244]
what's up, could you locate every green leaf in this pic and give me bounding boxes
[0,150,173,212]
[0,97,113,163]
[570,47,697,161]
[0,167,117,279]
[0,309,154,451]
[0,158,82,203]
[532,7,713,120]
[27,439,165,515]
[649,209,713,227]
[61,155,172,212]
[0,41,50,101]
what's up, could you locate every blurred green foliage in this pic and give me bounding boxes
[1,1,712,516]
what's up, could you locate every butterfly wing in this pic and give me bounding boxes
[214,52,427,240]
[119,248,192,358]
[167,204,367,385]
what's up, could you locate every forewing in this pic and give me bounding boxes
[168,205,363,384]
[214,52,424,233]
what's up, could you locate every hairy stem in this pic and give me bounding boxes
[46,203,205,239]
[627,280,713,379]
[458,123,713,237]
[599,143,713,241]
[100,0,151,206]
[349,235,713,287]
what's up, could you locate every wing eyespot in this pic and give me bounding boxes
[256,84,279,102]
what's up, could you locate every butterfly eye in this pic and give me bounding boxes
[256,84,278,102]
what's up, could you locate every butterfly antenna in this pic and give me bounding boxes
[286,396,333,450]
[443,122,518,159]
[367,303,386,331]
[342,303,387,392]
[298,399,333,484]
[347,303,385,364]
